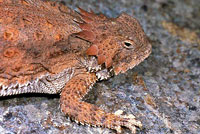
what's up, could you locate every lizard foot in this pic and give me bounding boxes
[60,72,142,134]
[114,110,142,134]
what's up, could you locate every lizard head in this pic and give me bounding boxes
[76,8,151,75]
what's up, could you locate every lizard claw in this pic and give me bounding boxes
[114,126,122,134]
[114,110,142,134]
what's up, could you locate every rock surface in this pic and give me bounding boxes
[0,0,199,134]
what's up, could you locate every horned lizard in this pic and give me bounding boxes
[0,0,151,133]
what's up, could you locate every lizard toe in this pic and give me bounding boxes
[114,110,142,134]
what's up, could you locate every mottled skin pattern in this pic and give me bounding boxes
[0,0,151,133]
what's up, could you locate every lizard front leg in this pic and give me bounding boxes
[60,71,142,133]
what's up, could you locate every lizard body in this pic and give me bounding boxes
[0,0,151,133]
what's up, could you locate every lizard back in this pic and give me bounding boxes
[0,0,86,95]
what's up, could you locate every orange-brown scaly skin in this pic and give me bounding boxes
[0,0,151,133]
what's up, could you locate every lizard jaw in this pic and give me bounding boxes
[114,43,152,75]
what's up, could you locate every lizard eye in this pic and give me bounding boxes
[123,40,134,49]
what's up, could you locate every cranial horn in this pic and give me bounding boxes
[75,30,95,42]
[78,7,96,18]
